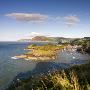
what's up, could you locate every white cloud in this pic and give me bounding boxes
[29,32,50,37]
[64,15,79,27]
[17,32,49,40]
[6,13,48,22]
[30,32,43,36]
[5,13,80,26]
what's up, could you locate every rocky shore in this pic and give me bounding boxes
[12,44,64,61]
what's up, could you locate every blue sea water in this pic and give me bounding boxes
[0,42,90,90]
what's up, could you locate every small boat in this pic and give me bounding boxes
[11,56,18,59]
[25,58,30,60]
[73,56,75,59]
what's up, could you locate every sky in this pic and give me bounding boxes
[0,0,90,41]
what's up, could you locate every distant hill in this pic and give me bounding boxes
[31,36,50,41]
[18,36,79,43]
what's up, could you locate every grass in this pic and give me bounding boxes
[25,44,65,59]
[27,44,64,51]
[7,61,90,90]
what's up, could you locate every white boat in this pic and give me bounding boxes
[25,58,30,60]
[11,56,18,59]
[73,56,75,59]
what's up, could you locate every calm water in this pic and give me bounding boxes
[0,42,90,90]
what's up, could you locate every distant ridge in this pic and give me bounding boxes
[31,36,50,41]
[18,36,80,43]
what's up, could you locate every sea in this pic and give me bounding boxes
[0,42,90,90]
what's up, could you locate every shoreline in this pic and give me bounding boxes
[11,44,83,61]
[12,44,64,61]
[11,50,60,61]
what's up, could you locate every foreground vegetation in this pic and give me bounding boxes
[7,61,90,90]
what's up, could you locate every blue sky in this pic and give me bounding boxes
[0,0,90,41]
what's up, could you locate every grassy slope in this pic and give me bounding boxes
[25,44,64,59]
[7,61,90,90]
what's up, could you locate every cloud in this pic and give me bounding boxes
[30,32,43,36]
[5,13,48,22]
[5,13,79,26]
[29,32,50,37]
[64,15,79,27]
